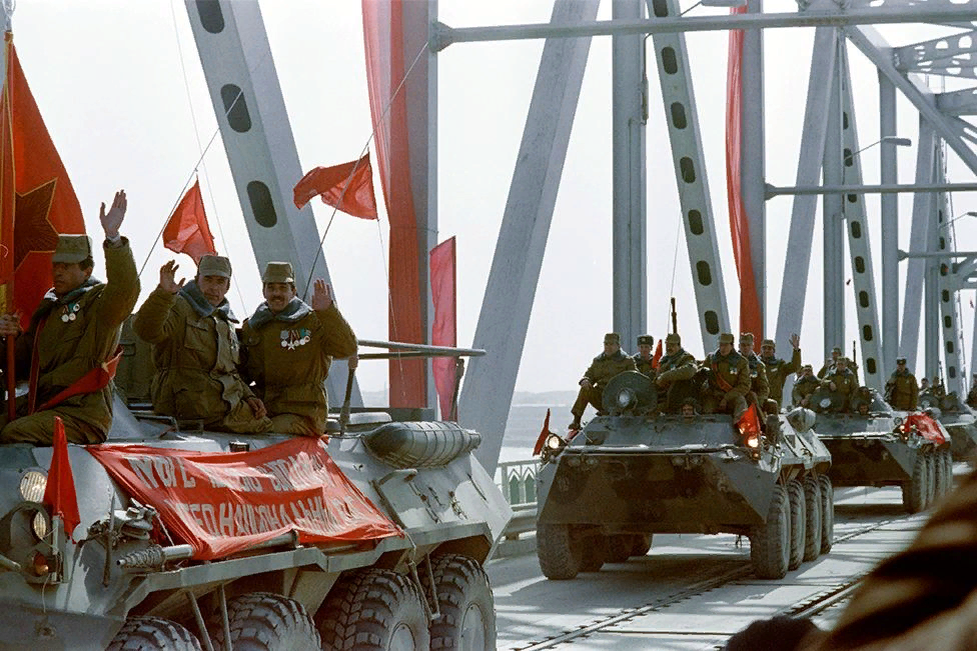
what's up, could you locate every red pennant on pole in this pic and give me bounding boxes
[533,408,553,456]
[43,416,80,541]
[293,153,378,219]
[651,340,663,370]
[736,403,762,435]
[163,180,216,264]
[430,237,457,420]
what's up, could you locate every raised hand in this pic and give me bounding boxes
[790,333,800,350]
[159,260,185,295]
[100,189,127,238]
[311,279,334,312]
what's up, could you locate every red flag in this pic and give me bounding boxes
[0,37,85,326]
[652,340,663,370]
[43,417,80,541]
[737,403,762,435]
[533,408,553,456]
[163,180,216,264]
[430,237,457,420]
[293,153,378,219]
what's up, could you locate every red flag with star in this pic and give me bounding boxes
[0,35,85,324]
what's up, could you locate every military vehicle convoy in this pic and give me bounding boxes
[917,387,977,461]
[807,386,953,514]
[0,341,510,650]
[534,371,832,582]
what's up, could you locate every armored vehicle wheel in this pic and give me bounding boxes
[802,475,822,562]
[316,568,430,650]
[787,480,805,571]
[422,554,496,650]
[207,592,320,651]
[607,535,634,563]
[579,534,607,572]
[537,523,582,580]
[944,447,955,492]
[925,452,937,506]
[750,484,790,580]
[106,617,202,651]
[818,475,834,554]
[902,451,930,514]
[934,447,949,500]
[631,534,652,557]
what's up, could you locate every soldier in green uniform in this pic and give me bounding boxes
[134,255,272,434]
[701,333,750,419]
[0,190,139,444]
[569,333,636,430]
[655,333,698,412]
[820,356,858,412]
[919,378,929,394]
[792,364,820,408]
[632,334,656,379]
[240,262,358,437]
[819,346,859,382]
[885,357,919,410]
[760,334,801,409]
[738,332,769,405]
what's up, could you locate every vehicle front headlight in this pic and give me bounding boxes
[546,434,564,450]
[31,511,48,540]
[20,470,47,503]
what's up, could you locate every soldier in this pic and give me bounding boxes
[967,374,977,409]
[819,346,859,382]
[701,333,750,419]
[791,365,820,408]
[632,334,656,379]
[760,334,801,409]
[738,332,770,405]
[569,333,636,430]
[134,255,272,434]
[821,356,858,412]
[884,357,918,410]
[655,332,698,412]
[932,376,947,401]
[0,190,139,444]
[919,377,930,394]
[240,262,358,437]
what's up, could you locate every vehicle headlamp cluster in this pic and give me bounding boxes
[19,470,47,504]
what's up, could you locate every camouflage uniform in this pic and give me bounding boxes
[571,345,636,423]
[792,373,821,408]
[885,369,919,411]
[0,238,139,444]
[821,367,858,412]
[656,345,698,412]
[241,298,357,436]
[701,343,750,419]
[134,281,272,433]
[761,346,802,408]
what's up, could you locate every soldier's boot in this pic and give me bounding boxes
[569,413,582,430]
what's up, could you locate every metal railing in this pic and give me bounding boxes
[495,458,540,541]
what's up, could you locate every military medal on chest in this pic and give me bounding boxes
[281,327,312,350]
[61,302,81,323]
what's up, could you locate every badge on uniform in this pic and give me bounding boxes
[61,302,80,323]
[281,328,312,350]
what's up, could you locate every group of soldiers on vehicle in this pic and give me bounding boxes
[0,191,358,446]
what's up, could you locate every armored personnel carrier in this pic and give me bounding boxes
[808,386,952,514]
[534,371,832,582]
[918,387,977,461]
[0,340,510,650]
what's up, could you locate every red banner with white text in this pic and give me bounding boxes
[87,438,402,561]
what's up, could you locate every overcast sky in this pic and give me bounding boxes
[8,1,976,394]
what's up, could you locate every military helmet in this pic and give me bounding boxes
[719,333,734,345]
[665,333,681,345]
[198,254,232,279]
[52,234,92,264]
[262,261,295,284]
[604,333,620,345]
[637,334,653,346]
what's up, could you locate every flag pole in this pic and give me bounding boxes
[1,29,13,423]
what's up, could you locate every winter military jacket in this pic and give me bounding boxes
[632,354,657,380]
[885,370,919,411]
[762,348,802,407]
[241,298,357,434]
[702,350,750,401]
[967,386,977,409]
[792,375,821,407]
[819,357,860,381]
[133,282,270,433]
[822,368,858,404]
[743,352,770,404]
[14,239,139,440]
[581,350,636,389]
[656,349,697,387]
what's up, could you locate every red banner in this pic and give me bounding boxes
[431,237,457,420]
[903,413,948,446]
[87,438,402,561]
[293,153,378,219]
[163,180,217,264]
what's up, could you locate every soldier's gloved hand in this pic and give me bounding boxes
[246,396,267,420]
[0,312,22,337]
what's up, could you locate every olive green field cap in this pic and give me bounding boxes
[801,364,813,371]
[262,261,295,284]
[832,346,842,355]
[665,333,681,345]
[896,356,907,364]
[637,334,653,346]
[761,339,776,348]
[198,254,232,278]
[719,333,734,345]
[52,234,92,264]
[739,332,754,344]
[604,333,620,345]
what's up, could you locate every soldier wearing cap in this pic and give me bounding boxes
[759,334,801,409]
[240,263,358,436]
[134,255,271,433]
[701,333,750,419]
[820,356,858,412]
[655,332,699,412]
[885,357,918,410]
[569,333,636,430]
[0,190,139,444]
[632,334,656,379]
[818,346,859,382]
[792,364,820,408]
[738,332,770,406]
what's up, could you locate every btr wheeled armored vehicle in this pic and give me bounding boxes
[808,386,952,514]
[918,388,977,461]
[0,339,510,650]
[534,371,832,582]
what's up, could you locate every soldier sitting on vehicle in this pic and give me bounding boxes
[760,334,801,410]
[632,334,656,380]
[655,332,698,413]
[932,376,947,401]
[885,356,918,411]
[700,333,750,420]
[739,332,769,406]
[792,365,820,408]
[820,357,858,412]
[569,333,636,430]
[919,377,930,394]
[818,346,859,382]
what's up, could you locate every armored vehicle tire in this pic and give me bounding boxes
[934,448,949,500]
[537,523,582,580]
[207,592,320,651]
[787,480,805,571]
[607,534,634,563]
[925,452,937,506]
[802,475,822,562]
[631,534,652,557]
[943,448,955,494]
[106,617,202,651]
[818,475,834,554]
[423,554,496,650]
[580,534,607,572]
[902,451,930,514]
[750,484,790,580]
[316,568,430,649]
